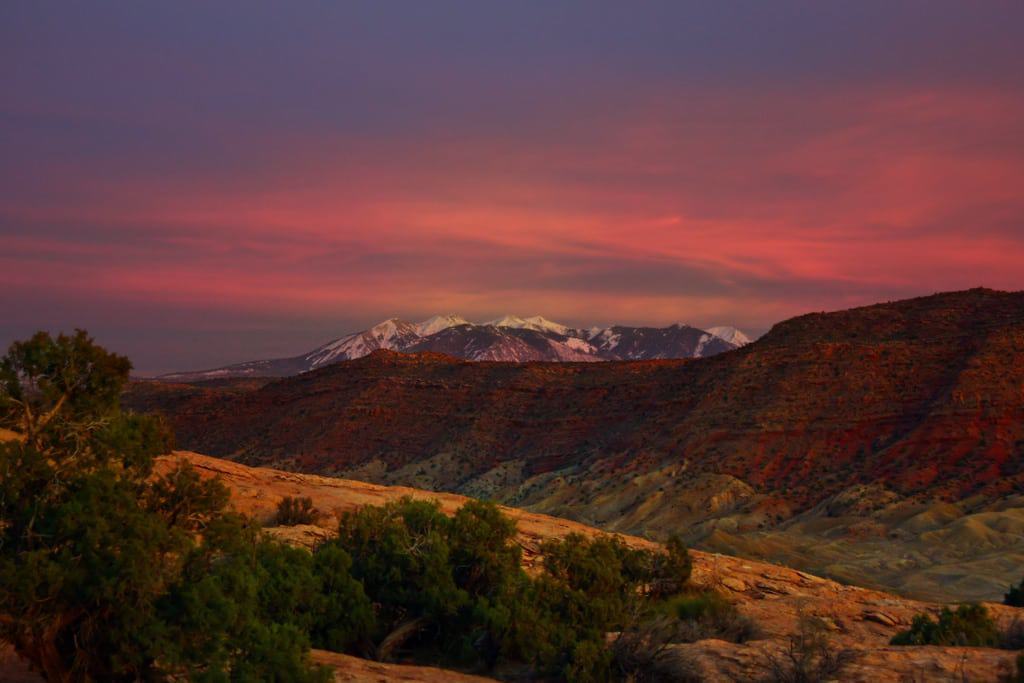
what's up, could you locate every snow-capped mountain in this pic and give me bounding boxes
[410,325,600,362]
[157,315,750,381]
[707,326,752,347]
[416,314,470,336]
[304,318,421,369]
[486,315,573,336]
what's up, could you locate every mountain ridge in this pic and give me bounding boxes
[156,315,746,381]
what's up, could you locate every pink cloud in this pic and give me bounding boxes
[4,84,1024,340]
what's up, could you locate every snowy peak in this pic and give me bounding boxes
[416,314,470,336]
[487,315,572,336]
[303,318,420,369]
[707,326,752,346]
[486,315,527,328]
[158,315,746,380]
[522,316,572,336]
[367,318,416,343]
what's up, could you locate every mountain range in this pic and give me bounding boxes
[127,288,1024,600]
[157,315,748,381]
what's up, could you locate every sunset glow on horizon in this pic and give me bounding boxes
[3,3,1024,373]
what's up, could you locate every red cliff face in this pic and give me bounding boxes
[127,289,1024,520]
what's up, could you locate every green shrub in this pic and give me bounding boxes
[0,331,329,682]
[276,495,319,525]
[324,501,697,679]
[669,591,730,621]
[310,544,376,653]
[890,604,1000,647]
[335,497,465,643]
[647,535,693,599]
[565,639,615,683]
[157,514,331,682]
[664,591,761,643]
[534,532,698,679]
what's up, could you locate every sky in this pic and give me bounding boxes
[2,2,1023,374]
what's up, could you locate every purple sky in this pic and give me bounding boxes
[3,2,1024,374]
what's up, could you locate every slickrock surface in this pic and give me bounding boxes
[311,650,496,682]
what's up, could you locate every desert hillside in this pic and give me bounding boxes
[3,448,1023,681]
[127,288,1024,601]
[162,452,1024,681]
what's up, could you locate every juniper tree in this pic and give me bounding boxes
[0,331,329,681]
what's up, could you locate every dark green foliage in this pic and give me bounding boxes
[0,331,329,682]
[325,503,698,680]
[337,497,465,637]
[0,330,131,448]
[670,591,729,621]
[518,532,696,681]
[449,499,521,597]
[1005,577,1024,607]
[664,591,761,644]
[445,500,525,666]
[651,535,693,598]
[157,514,331,683]
[276,495,319,526]
[255,539,326,633]
[890,604,1000,647]
[310,544,376,653]
[563,640,615,683]
[147,459,232,531]
[1,443,191,680]
[539,532,654,635]
[330,497,533,666]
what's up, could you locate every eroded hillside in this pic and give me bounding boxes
[126,289,1024,600]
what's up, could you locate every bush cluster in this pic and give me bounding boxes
[663,591,761,644]
[276,495,319,525]
[891,604,1000,647]
[322,498,694,680]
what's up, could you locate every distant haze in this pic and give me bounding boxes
[2,3,1023,374]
